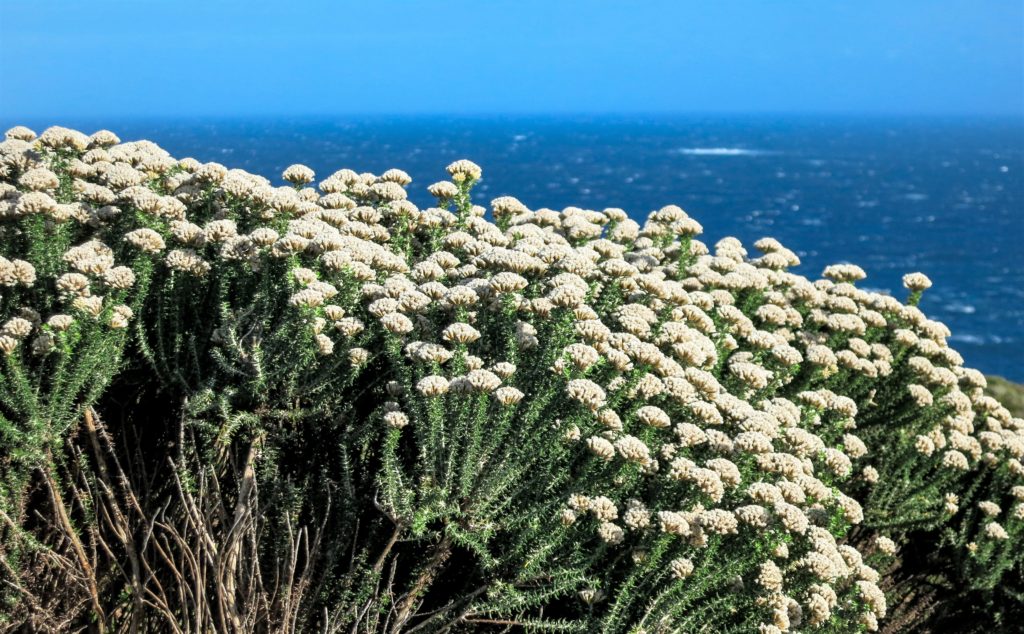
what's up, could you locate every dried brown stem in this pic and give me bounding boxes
[389,534,453,634]
[40,457,105,632]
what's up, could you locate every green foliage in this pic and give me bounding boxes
[0,126,1021,633]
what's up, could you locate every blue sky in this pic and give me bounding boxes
[0,0,1021,118]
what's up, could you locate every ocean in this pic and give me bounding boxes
[8,115,1024,381]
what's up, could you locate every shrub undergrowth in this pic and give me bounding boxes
[0,126,1021,633]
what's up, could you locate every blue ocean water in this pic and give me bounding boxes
[9,116,1024,380]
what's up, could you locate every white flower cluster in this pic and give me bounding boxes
[2,126,1021,632]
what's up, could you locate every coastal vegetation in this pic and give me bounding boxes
[0,126,1021,633]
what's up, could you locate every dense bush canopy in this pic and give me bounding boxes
[0,126,1021,633]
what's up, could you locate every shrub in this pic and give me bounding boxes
[0,125,1021,633]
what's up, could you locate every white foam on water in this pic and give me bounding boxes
[950,334,1013,345]
[674,147,768,156]
[943,302,977,315]
[862,287,892,296]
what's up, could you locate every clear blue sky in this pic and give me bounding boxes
[1,0,1021,118]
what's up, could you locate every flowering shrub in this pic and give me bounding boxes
[0,125,1021,633]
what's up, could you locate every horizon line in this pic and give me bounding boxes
[3,110,1023,125]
